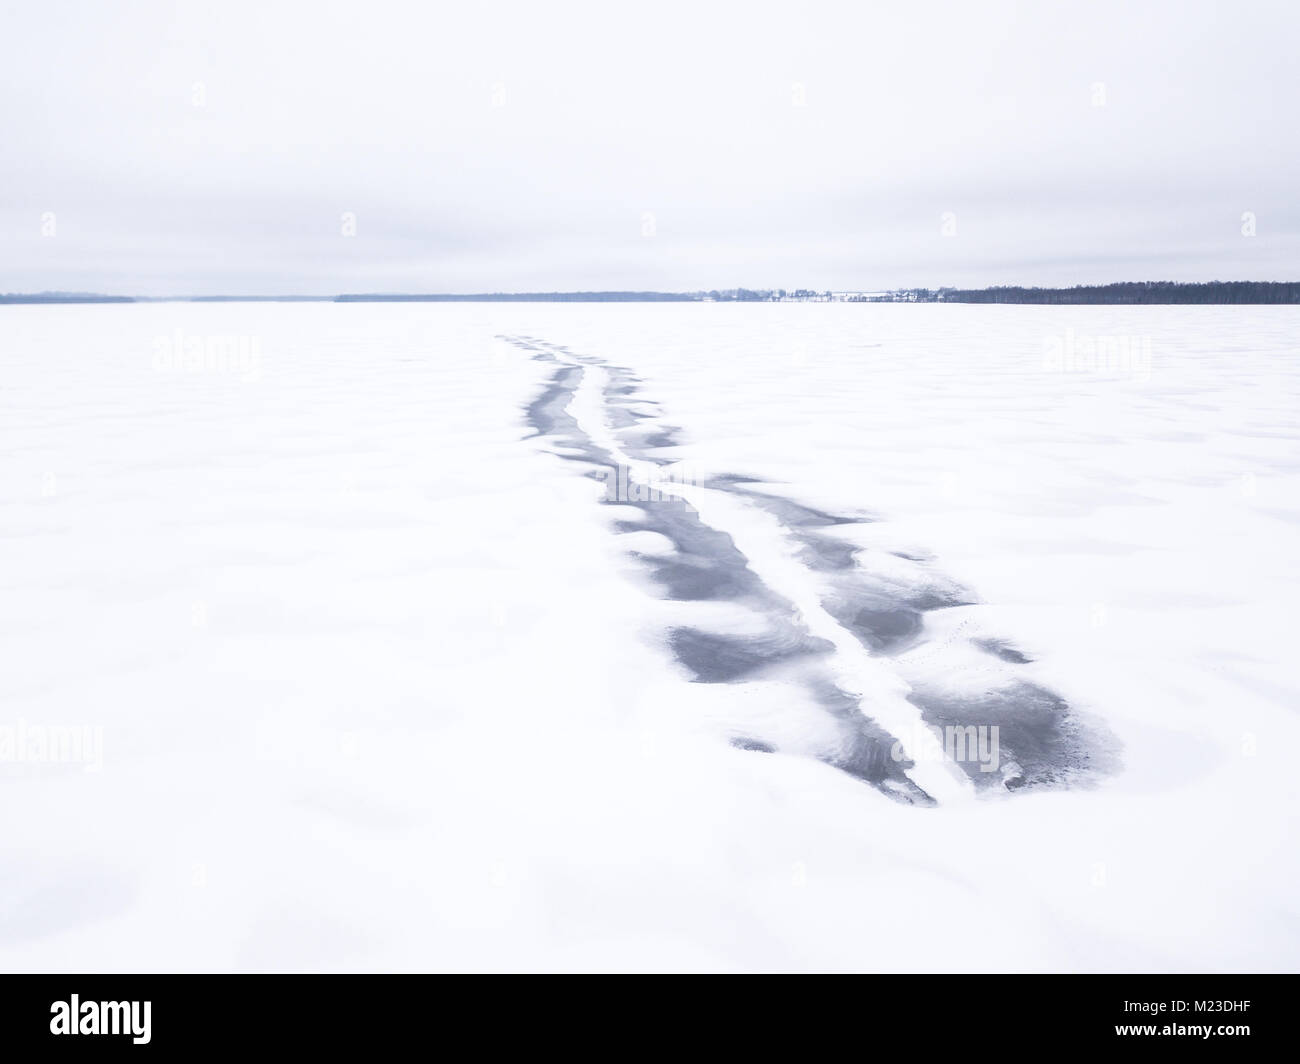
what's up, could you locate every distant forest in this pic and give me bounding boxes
[934,281,1300,304]
[335,291,698,303]
[0,292,134,303]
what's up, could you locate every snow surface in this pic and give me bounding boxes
[1,301,1297,972]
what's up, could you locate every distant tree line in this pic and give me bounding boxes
[705,288,771,301]
[6,282,1299,305]
[0,292,134,303]
[335,291,698,302]
[937,281,1300,305]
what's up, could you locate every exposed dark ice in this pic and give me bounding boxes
[508,334,1120,803]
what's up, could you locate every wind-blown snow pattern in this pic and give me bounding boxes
[508,334,1118,805]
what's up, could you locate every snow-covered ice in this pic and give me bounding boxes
[2,301,1297,972]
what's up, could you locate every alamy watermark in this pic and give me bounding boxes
[1043,327,1152,381]
[594,462,699,511]
[891,722,1000,773]
[152,330,262,382]
[0,720,103,771]
[50,996,150,1044]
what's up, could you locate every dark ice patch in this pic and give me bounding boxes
[725,485,872,528]
[808,682,933,803]
[843,604,925,652]
[613,497,769,602]
[910,681,1120,791]
[975,638,1033,664]
[524,365,584,440]
[794,532,860,571]
[669,626,830,683]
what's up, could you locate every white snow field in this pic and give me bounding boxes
[1,301,1297,972]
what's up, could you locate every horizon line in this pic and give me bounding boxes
[3,279,1300,305]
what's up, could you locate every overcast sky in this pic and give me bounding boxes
[2,0,1296,295]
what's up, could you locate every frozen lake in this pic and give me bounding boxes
[2,301,1298,971]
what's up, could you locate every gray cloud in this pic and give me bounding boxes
[2,0,1296,294]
